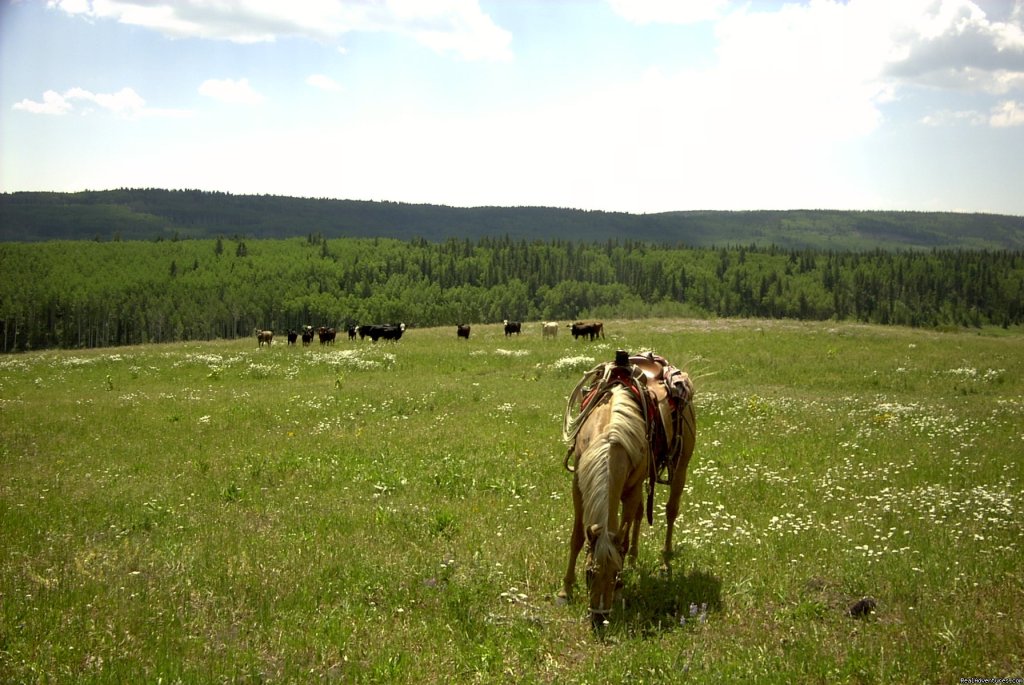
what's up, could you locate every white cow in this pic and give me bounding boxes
[542,321,559,339]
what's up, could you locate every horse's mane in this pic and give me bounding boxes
[576,385,649,570]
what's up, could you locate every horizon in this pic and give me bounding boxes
[6,187,1024,220]
[8,185,1024,220]
[2,1,1023,216]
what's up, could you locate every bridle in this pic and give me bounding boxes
[585,554,620,618]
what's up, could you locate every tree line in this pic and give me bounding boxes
[1,235,1022,351]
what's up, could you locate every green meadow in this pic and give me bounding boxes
[1,319,1022,683]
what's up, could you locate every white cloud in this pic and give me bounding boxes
[47,0,513,61]
[11,86,185,118]
[12,89,73,115]
[67,86,146,116]
[606,0,730,25]
[608,0,1024,98]
[884,0,1024,93]
[198,78,265,105]
[609,0,1024,153]
[387,0,513,61]
[306,74,343,92]
[990,99,1024,126]
[920,108,988,125]
[704,2,894,145]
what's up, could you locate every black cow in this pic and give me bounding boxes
[301,328,314,346]
[570,321,604,341]
[287,329,298,346]
[457,324,471,339]
[358,323,406,342]
[348,326,357,341]
[503,319,522,336]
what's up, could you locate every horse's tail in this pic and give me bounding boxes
[576,428,613,554]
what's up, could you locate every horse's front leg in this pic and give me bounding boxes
[558,481,585,603]
[625,497,644,565]
[617,487,644,565]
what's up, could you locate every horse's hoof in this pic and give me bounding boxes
[555,593,570,606]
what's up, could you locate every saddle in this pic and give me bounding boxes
[568,351,694,523]
[627,351,690,406]
[622,352,690,478]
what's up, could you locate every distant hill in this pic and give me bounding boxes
[2,189,1022,250]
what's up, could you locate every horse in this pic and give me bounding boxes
[559,353,696,626]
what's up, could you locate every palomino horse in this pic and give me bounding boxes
[559,354,696,626]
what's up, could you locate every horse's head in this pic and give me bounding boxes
[584,523,623,627]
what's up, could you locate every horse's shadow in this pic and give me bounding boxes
[614,562,723,635]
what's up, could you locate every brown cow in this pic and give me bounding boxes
[570,321,604,341]
[318,326,336,345]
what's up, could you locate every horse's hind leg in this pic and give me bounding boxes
[663,405,696,575]
[661,476,685,575]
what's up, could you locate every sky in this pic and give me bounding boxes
[1,0,1023,216]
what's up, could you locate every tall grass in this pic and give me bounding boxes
[1,319,1022,683]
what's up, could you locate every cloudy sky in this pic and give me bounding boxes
[2,0,1023,215]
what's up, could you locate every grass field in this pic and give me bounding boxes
[2,318,1022,683]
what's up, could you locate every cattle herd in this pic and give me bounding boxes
[255,321,605,345]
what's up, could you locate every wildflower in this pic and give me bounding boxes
[551,355,594,372]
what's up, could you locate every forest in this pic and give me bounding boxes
[2,234,1022,351]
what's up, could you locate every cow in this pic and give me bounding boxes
[255,329,273,347]
[542,321,558,339]
[286,329,298,346]
[301,328,314,346]
[457,324,471,339]
[380,323,406,342]
[318,326,336,345]
[348,326,357,341]
[570,321,604,341]
[358,323,406,342]
[503,320,522,336]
